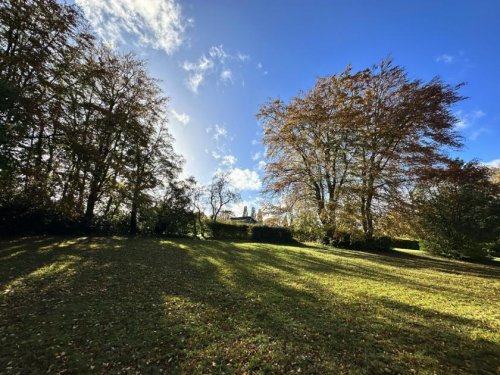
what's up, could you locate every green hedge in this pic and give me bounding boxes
[327,231,420,251]
[250,225,293,243]
[390,238,420,250]
[207,221,249,239]
[206,221,293,244]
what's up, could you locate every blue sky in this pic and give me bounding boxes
[74,0,500,212]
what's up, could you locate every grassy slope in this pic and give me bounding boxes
[0,237,499,374]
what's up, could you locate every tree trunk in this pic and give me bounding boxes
[361,190,374,241]
[129,199,138,236]
[83,178,99,228]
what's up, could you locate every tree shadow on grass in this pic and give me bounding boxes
[316,245,500,279]
[0,237,498,374]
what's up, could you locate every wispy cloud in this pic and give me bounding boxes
[237,52,250,61]
[436,54,455,64]
[221,154,237,167]
[171,109,190,126]
[212,124,228,140]
[220,69,233,83]
[251,151,261,161]
[455,109,486,130]
[76,0,190,54]
[182,45,249,93]
[256,62,268,75]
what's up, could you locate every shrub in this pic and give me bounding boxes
[416,166,499,259]
[0,197,82,235]
[250,225,293,243]
[207,221,249,240]
[329,231,393,251]
[330,231,352,248]
[206,222,294,243]
[390,238,420,250]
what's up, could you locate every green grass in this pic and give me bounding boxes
[1,237,499,374]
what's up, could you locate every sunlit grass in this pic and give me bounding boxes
[0,237,498,374]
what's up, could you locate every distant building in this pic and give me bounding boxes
[230,216,257,224]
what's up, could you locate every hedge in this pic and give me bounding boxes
[250,225,293,243]
[324,230,421,251]
[206,221,249,240]
[206,221,293,244]
[390,238,420,250]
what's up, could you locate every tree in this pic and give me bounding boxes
[258,66,367,238]
[0,0,91,202]
[190,182,207,237]
[242,205,248,217]
[415,161,500,259]
[256,209,263,223]
[250,206,256,219]
[153,178,195,236]
[207,172,241,222]
[0,0,183,235]
[354,58,463,240]
[219,210,234,221]
[255,208,264,223]
[258,58,464,242]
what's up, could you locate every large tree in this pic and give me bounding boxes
[0,0,182,235]
[258,66,362,237]
[0,0,90,201]
[258,58,464,241]
[354,59,463,240]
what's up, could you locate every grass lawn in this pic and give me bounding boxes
[0,237,499,374]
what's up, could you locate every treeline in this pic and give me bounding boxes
[259,60,500,258]
[0,0,192,235]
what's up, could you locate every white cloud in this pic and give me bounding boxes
[228,168,262,191]
[221,154,237,167]
[251,151,261,161]
[470,128,488,141]
[237,52,250,61]
[182,45,249,93]
[257,62,263,69]
[251,139,259,146]
[436,54,454,64]
[182,54,215,93]
[257,160,266,171]
[76,0,189,55]
[209,45,228,62]
[213,124,228,140]
[171,109,190,126]
[455,109,486,130]
[220,69,233,83]
[483,159,500,168]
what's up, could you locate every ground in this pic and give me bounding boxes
[0,237,499,374]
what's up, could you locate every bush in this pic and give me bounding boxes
[330,231,352,248]
[390,238,420,250]
[206,221,294,243]
[207,221,249,240]
[416,167,499,259]
[329,231,393,251]
[250,225,293,243]
[0,197,82,235]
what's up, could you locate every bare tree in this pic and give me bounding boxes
[207,172,241,222]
